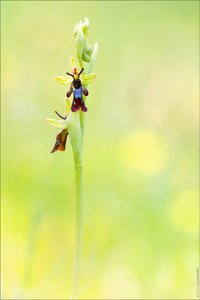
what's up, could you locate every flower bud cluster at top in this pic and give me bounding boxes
[74,17,98,73]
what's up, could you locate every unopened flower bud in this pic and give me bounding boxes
[82,44,93,62]
[82,17,89,37]
[75,29,85,66]
[88,42,98,73]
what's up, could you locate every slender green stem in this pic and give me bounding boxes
[68,112,83,299]
[79,108,85,137]
[68,20,97,296]
[46,18,97,299]
[70,164,83,299]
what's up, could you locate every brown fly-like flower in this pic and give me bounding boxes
[46,56,97,154]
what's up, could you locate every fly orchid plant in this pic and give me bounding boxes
[45,18,98,299]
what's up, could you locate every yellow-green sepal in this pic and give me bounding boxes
[45,118,68,129]
[81,73,97,85]
[53,76,73,85]
[70,56,77,69]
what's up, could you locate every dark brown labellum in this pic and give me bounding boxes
[51,129,68,153]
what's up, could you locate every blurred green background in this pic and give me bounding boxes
[1,1,199,299]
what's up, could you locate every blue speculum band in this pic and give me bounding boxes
[74,87,82,99]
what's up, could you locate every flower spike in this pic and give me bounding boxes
[45,18,98,299]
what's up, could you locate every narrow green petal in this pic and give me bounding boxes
[53,76,72,85]
[45,118,67,129]
[81,73,97,85]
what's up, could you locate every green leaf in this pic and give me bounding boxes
[53,76,73,85]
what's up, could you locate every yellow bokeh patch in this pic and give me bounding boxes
[120,131,168,174]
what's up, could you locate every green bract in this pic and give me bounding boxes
[75,29,85,68]
[88,42,98,74]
